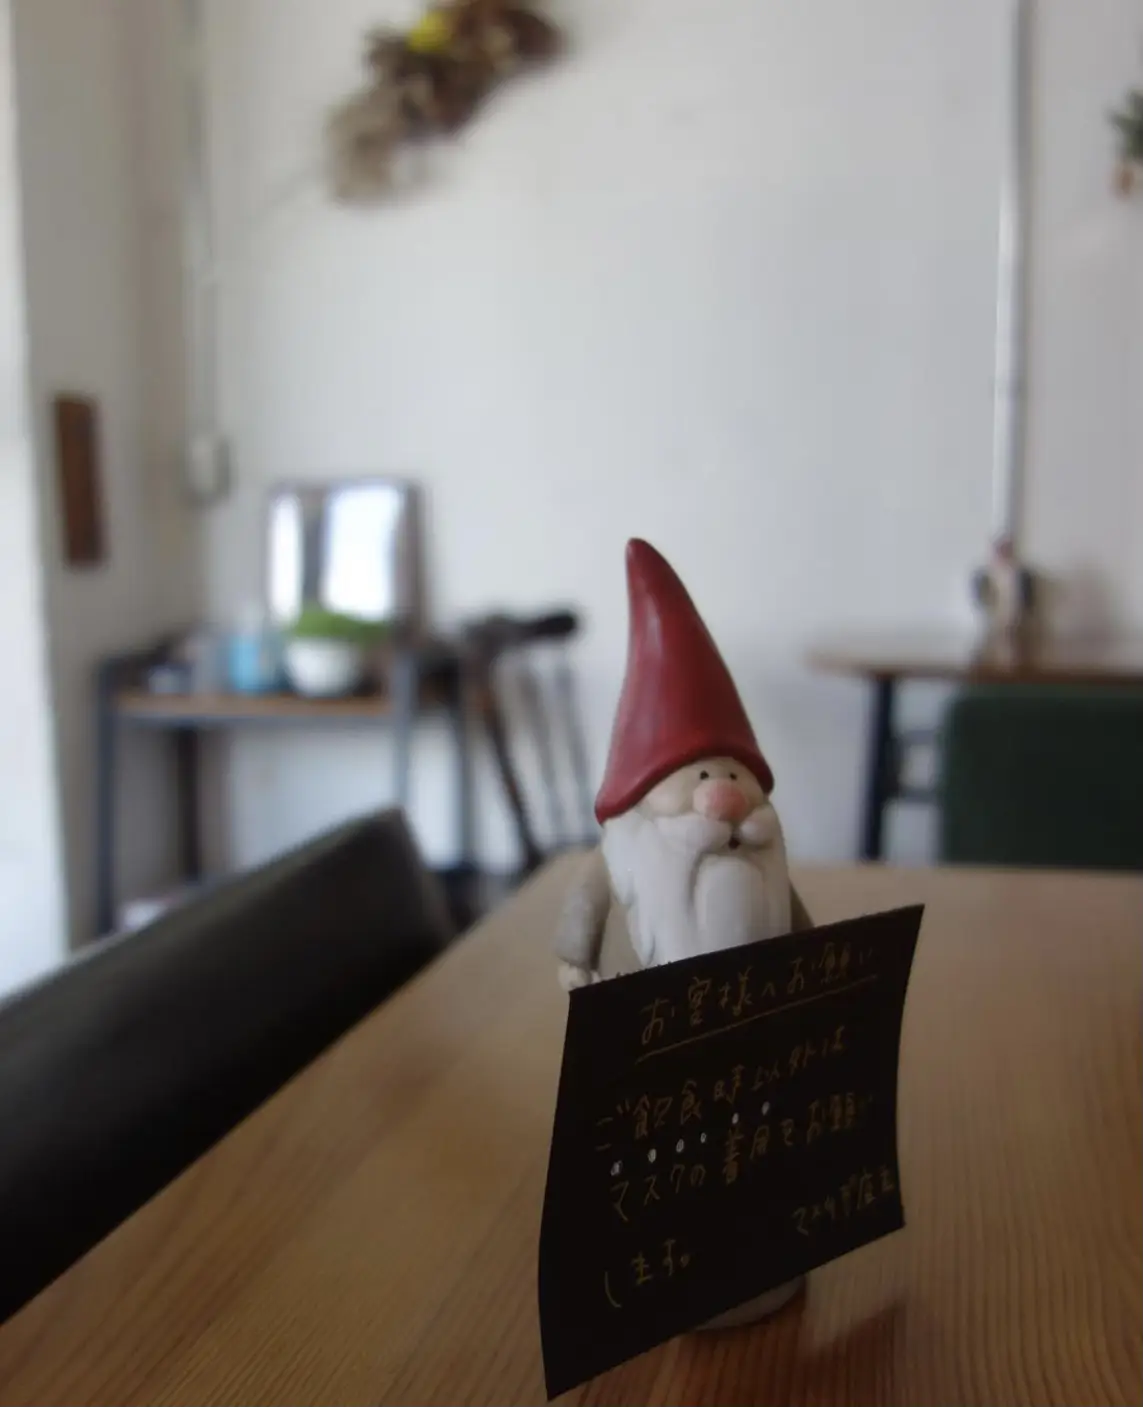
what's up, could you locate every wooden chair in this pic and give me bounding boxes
[0,810,453,1325]
[463,610,596,878]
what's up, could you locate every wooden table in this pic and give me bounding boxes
[808,631,1143,862]
[1,860,1139,1405]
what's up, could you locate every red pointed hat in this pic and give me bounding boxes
[594,539,774,824]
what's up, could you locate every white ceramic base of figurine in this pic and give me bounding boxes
[698,1275,806,1331]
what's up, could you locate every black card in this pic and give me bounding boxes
[538,906,922,1399]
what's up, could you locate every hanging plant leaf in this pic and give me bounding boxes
[326,85,402,202]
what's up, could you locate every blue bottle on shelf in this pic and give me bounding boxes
[225,606,282,695]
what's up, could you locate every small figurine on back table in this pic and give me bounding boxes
[972,534,1036,650]
[555,537,811,1323]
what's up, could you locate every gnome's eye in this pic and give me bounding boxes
[699,770,709,781]
[730,772,738,781]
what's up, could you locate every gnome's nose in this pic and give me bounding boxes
[694,778,751,825]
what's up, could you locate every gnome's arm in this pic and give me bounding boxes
[554,847,612,990]
[790,881,814,933]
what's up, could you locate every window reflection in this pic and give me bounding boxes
[267,480,411,626]
[322,485,403,620]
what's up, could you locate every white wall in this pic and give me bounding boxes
[197,0,1143,873]
[0,0,67,992]
[1025,0,1143,633]
[11,0,201,942]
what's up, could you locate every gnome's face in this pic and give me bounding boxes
[642,757,769,834]
[601,755,791,968]
[624,753,785,869]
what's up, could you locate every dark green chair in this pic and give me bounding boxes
[938,684,1143,871]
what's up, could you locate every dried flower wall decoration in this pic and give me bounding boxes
[327,0,563,202]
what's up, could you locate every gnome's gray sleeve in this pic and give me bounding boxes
[554,847,612,984]
[790,881,814,933]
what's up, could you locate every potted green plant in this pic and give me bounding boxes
[283,605,390,698]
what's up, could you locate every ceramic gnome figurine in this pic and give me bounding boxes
[554,537,811,1324]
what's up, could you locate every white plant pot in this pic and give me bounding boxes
[284,639,364,698]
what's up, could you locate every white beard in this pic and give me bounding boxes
[601,804,792,968]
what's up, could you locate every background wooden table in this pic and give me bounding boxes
[94,640,471,936]
[0,860,1139,1406]
[807,630,1143,861]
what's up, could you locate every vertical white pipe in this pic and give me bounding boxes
[180,0,228,503]
[990,0,1033,547]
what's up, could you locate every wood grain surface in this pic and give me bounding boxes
[0,861,1139,1406]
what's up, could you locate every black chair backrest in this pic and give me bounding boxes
[463,610,596,875]
[0,809,453,1324]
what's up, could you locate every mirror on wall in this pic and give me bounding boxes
[266,478,423,633]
